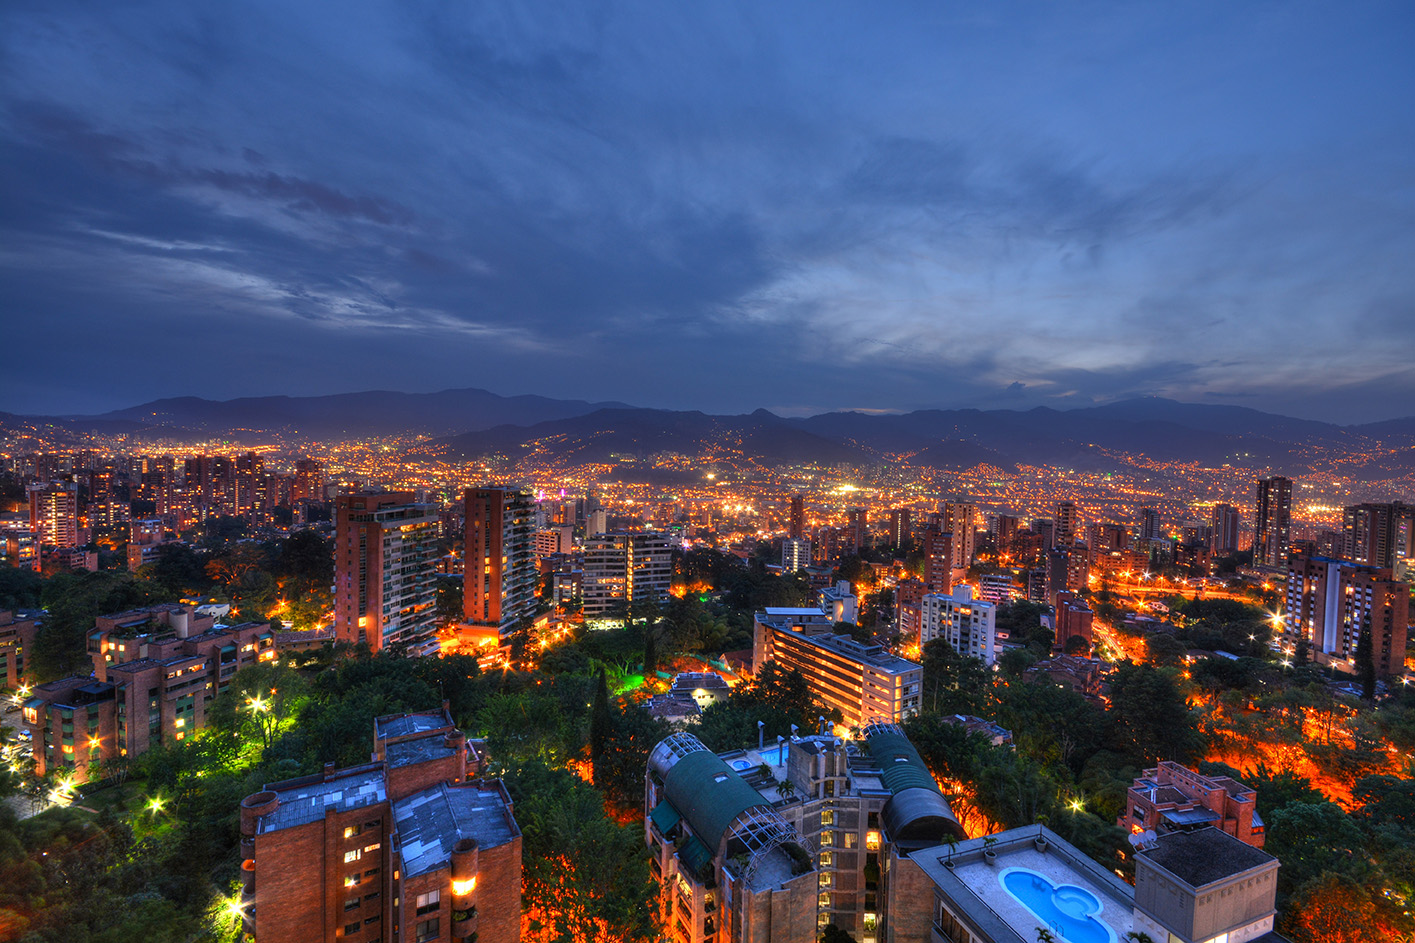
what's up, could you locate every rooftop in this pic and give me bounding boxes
[375,709,453,742]
[393,781,518,877]
[385,734,460,769]
[911,825,1136,943]
[260,766,387,834]
[795,631,920,675]
[1139,827,1276,887]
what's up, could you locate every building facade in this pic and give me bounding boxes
[1284,552,1409,676]
[1120,761,1265,848]
[582,532,673,618]
[463,487,538,640]
[1253,477,1292,568]
[239,709,521,943]
[918,587,996,666]
[335,493,441,655]
[752,609,922,727]
[644,726,962,943]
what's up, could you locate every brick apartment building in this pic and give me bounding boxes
[1120,761,1265,848]
[0,609,40,688]
[239,708,521,943]
[23,605,277,782]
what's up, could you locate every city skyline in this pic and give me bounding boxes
[2,3,1413,421]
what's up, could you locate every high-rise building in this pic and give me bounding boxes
[1053,590,1095,652]
[993,513,1019,556]
[922,519,953,594]
[1053,500,1079,548]
[1284,553,1409,676]
[335,493,441,655]
[586,507,608,537]
[781,536,811,572]
[919,586,996,665]
[463,487,537,641]
[1341,502,1415,570]
[942,502,976,583]
[845,507,868,555]
[789,493,805,540]
[894,577,927,648]
[889,507,912,550]
[291,458,326,505]
[1210,503,1241,556]
[28,481,78,548]
[1138,507,1164,543]
[582,532,673,618]
[1253,476,1292,567]
[238,709,521,943]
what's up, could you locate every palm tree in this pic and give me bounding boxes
[775,778,796,801]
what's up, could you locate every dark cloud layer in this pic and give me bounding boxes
[1,1,1413,422]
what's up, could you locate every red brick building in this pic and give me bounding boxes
[0,609,40,689]
[23,607,277,783]
[1053,591,1095,651]
[1120,761,1265,848]
[335,493,441,656]
[239,708,521,943]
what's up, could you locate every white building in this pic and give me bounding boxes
[920,585,996,665]
[781,537,812,572]
[583,532,673,618]
[819,580,858,624]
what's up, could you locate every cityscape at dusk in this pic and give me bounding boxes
[2,3,1414,943]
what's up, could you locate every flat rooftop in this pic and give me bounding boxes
[911,826,1135,943]
[393,782,518,877]
[375,709,452,741]
[1139,828,1275,887]
[260,767,387,834]
[386,734,459,769]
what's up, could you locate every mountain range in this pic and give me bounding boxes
[5,388,1415,480]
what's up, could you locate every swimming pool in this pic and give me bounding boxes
[999,868,1115,943]
[728,744,787,771]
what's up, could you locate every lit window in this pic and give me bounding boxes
[415,889,440,915]
[344,849,362,864]
[866,831,880,851]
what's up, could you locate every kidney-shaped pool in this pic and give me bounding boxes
[997,867,1115,943]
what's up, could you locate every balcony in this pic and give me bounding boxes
[451,906,478,939]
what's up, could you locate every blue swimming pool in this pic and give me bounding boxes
[999,868,1115,943]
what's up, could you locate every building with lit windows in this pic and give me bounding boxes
[1283,552,1409,677]
[238,709,521,943]
[941,503,976,587]
[782,537,812,572]
[0,609,40,689]
[1253,477,1292,568]
[919,586,996,666]
[644,726,962,943]
[1210,503,1241,556]
[27,481,79,549]
[582,532,673,618]
[335,493,441,655]
[752,609,922,727]
[24,611,277,783]
[463,487,538,641]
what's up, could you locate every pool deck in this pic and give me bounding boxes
[912,826,1136,943]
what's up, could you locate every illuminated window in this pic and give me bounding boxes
[344,825,362,839]
[344,849,361,864]
[415,889,439,915]
[866,831,880,851]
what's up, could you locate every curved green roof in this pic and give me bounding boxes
[663,749,770,850]
[866,728,942,796]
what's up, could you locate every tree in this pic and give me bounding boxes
[643,621,659,677]
[1355,613,1376,701]
[1283,871,1400,943]
[820,925,855,943]
[1108,663,1204,765]
[1266,801,1367,892]
[1063,634,1091,656]
[589,670,612,783]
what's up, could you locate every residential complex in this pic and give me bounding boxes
[1253,476,1292,568]
[753,608,922,726]
[0,609,39,688]
[335,492,441,655]
[239,708,521,943]
[24,605,278,783]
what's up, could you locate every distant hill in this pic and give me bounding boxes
[6,391,1413,480]
[24,388,634,439]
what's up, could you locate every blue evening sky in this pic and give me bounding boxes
[1,2,1412,421]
